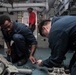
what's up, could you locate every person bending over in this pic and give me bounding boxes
[37,16,76,74]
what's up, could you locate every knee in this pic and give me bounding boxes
[13,34,24,41]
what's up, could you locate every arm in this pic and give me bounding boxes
[6,41,10,48]
[38,31,69,67]
[5,41,11,55]
[1,28,11,55]
[30,44,37,56]
[21,26,37,64]
[27,33,37,64]
[29,44,37,64]
[43,31,69,67]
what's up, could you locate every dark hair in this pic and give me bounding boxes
[27,7,33,10]
[0,15,11,26]
[38,20,51,36]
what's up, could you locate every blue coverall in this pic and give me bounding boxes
[42,16,76,74]
[1,21,37,63]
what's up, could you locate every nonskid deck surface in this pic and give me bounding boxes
[0,48,73,75]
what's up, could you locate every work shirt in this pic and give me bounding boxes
[1,21,37,47]
[29,11,36,25]
[42,16,76,67]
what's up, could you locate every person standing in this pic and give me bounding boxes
[27,7,36,32]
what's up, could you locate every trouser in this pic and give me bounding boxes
[9,34,30,63]
[69,51,76,71]
[69,40,76,71]
[29,24,35,32]
[71,62,76,75]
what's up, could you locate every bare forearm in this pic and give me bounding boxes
[5,41,11,55]
[29,44,37,64]
[30,44,37,56]
[6,41,11,49]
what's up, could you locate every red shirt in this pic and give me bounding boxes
[29,11,36,25]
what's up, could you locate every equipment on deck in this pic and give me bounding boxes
[0,54,32,75]
[38,66,70,75]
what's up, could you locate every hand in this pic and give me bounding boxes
[37,60,42,66]
[29,55,36,64]
[6,48,11,55]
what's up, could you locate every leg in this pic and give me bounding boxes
[12,34,30,65]
[12,34,29,57]
[11,43,20,63]
[29,24,35,32]
[69,51,76,71]
[71,62,76,75]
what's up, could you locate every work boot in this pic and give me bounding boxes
[17,57,28,66]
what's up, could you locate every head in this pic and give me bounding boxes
[0,15,13,33]
[27,7,33,13]
[38,20,52,37]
